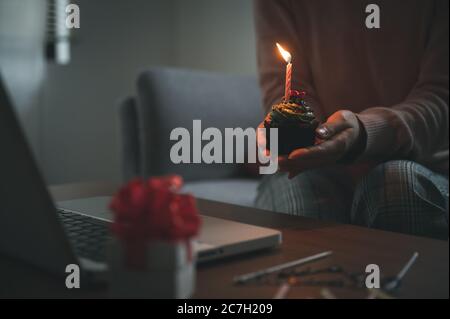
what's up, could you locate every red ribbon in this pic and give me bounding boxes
[109,175,201,270]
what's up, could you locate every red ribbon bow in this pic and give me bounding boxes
[109,175,201,269]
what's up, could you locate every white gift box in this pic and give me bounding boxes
[108,238,195,299]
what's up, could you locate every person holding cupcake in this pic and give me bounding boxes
[254,0,448,239]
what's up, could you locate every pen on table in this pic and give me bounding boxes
[273,282,291,299]
[383,252,419,292]
[367,288,395,299]
[321,288,337,299]
[234,251,333,284]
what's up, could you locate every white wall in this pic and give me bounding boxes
[0,0,46,162]
[42,0,177,183]
[1,0,257,185]
[175,0,257,75]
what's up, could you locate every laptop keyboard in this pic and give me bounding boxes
[58,210,110,263]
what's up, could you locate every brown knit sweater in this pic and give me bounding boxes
[255,0,449,175]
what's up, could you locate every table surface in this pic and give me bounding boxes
[0,181,448,299]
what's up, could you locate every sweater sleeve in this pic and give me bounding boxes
[254,0,325,119]
[356,0,449,167]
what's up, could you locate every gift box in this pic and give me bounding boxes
[107,176,201,299]
[109,239,195,299]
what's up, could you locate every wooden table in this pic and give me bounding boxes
[0,182,448,299]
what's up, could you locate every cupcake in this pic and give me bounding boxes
[264,90,318,155]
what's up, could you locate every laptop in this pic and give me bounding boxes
[0,77,281,279]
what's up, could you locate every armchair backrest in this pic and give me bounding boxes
[120,68,263,181]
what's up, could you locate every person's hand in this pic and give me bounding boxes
[279,110,365,178]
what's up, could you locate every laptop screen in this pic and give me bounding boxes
[0,75,77,275]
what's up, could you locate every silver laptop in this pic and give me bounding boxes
[0,77,281,279]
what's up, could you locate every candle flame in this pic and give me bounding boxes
[276,43,292,64]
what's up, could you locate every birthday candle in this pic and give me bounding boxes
[285,62,292,102]
[276,43,293,102]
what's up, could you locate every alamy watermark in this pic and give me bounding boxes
[365,264,381,289]
[170,120,278,174]
[65,3,80,29]
[365,4,381,29]
[65,263,80,289]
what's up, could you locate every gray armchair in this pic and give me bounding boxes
[119,68,263,207]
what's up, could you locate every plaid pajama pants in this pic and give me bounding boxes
[255,160,449,239]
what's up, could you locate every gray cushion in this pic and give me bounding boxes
[182,178,258,208]
[136,67,263,181]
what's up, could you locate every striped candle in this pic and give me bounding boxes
[285,62,292,102]
[276,43,293,103]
